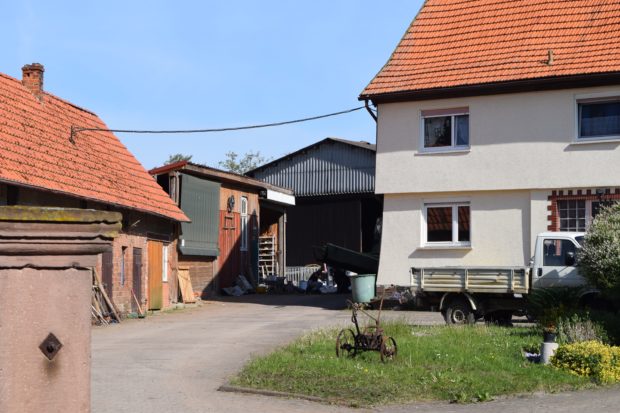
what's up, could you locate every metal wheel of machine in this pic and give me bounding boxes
[380,336,397,362]
[444,298,476,325]
[336,328,357,358]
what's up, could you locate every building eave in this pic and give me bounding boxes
[359,72,620,105]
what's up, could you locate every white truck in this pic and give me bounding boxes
[404,232,594,324]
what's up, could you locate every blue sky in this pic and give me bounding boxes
[2,1,422,169]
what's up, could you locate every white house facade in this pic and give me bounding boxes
[359,1,620,286]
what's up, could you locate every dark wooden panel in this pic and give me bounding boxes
[286,198,362,266]
[102,250,113,299]
[132,248,142,312]
[218,212,241,289]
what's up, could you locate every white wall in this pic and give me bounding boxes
[378,190,535,286]
[376,85,620,195]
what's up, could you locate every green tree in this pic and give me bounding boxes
[165,153,193,164]
[218,150,270,174]
[580,202,620,290]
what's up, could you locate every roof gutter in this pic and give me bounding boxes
[360,72,620,104]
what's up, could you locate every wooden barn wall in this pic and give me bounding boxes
[216,186,259,289]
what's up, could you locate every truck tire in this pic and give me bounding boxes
[444,298,475,325]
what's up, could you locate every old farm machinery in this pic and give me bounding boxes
[335,297,397,362]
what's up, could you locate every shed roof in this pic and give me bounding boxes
[0,70,189,222]
[361,0,620,101]
[149,161,294,195]
[246,137,376,197]
[248,137,375,175]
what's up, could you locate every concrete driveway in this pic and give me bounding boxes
[92,295,620,413]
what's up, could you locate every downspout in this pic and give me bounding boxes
[364,99,377,122]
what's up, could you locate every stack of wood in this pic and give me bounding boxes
[91,270,121,325]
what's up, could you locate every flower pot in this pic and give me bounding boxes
[543,331,557,343]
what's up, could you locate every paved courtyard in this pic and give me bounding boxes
[92,294,620,413]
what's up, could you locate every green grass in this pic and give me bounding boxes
[231,323,593,406]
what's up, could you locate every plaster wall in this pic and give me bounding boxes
[378,190,549,286]
[376,85,620,194]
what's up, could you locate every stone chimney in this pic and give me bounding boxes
[21,63,45,99]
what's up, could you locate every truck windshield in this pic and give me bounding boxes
[575,236,584,246]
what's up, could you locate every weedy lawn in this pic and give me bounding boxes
[231,323,592,406]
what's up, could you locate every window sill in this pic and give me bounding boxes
[570,137,620,145]
[417,244,472,250]
[416,148,470,156]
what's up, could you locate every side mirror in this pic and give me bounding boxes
[565,251,576,266]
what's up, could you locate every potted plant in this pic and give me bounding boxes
[539,304,565,342]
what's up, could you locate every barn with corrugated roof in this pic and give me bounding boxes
[247,137,381,267]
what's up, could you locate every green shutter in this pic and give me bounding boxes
[179,174,220,256]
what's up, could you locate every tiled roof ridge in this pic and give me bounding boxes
[0,71,97,116]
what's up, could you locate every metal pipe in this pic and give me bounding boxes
[364,99,377,122]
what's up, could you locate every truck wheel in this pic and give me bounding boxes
[444,298,475,325]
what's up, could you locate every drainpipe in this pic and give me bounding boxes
[364,99,377,122]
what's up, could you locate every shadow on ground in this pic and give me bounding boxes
[205,293,351,310]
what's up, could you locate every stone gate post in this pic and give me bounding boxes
[0,206,121,413]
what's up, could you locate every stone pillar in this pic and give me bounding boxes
[0,206,121,413]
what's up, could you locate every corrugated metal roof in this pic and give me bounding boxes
[247,138,376,197]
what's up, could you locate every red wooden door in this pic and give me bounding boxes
[148,241,163,310]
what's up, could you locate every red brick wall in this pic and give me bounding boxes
[178,256,216,299]
[102,233,148,314]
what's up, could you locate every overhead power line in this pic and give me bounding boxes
[70,106,365,142]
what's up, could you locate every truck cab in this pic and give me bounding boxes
[531,232,586,288]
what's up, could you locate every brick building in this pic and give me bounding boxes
[0,63,189,314]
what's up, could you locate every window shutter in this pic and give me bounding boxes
[179,174,221,256]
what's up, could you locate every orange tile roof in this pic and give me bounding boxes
[0,71,189,222]
[361,0,620,99]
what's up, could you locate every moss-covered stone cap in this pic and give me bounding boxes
[0,206,122,223]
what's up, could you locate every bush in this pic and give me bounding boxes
[580,203,620,290]
[551,340,620,383]
[556,313,608,344]
[527,287,585,332]
[589,310,620,345]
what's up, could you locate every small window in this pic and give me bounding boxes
[162,244,168,282]
[120,246,127,286]
[557,199,604,232]
[422,108,469,151]
[240,196,248,251]
[423,203,470,246]
[558,200,587,232]
[578,99,620,139]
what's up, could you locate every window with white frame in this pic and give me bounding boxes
[240,196,248,251]
[557,199,601,231]
[423,203,470,246]
[162,244,168,282]
[578,98,620,140]
[421,107,469,151]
